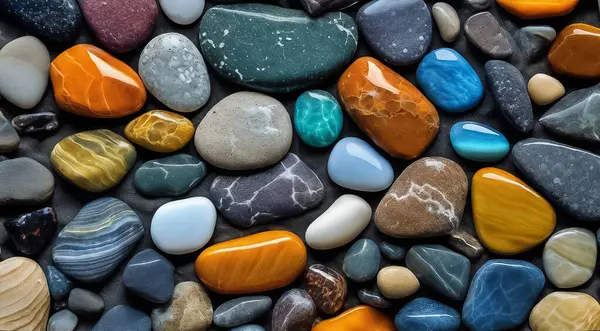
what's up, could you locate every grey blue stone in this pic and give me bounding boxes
[123,249,174,303]
[48,310,78,331]
[0,157,54,206]
[0,111,19,153]
[378,241,406,262]
[68,288,105,318]
[134,154,206,197]
[465,12,512,59]
[45,265,73,301]
[395,298,460,331]
[4,207,56,255]
[516,26,556,61]
[214,296,272,328]
[343,239,381,282]
[294,90,343,148]
[300,0,359,16]
[272,289,317,331]
[92,305,151,331]
[447,229,484,260]
[357,288,391,309]
[11,112,59,135]
[231,326,266,331]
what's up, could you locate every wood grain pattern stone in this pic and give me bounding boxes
[529,292,600,330]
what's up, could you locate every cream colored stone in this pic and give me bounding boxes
[376,266,420,299]
[432,2,460,42]
[151,281,213,331]
[543,227,597,288]
[528,73,565,105]
[530,292,600,330]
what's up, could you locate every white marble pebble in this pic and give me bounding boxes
[159,0,205,25]
[432,3,460,43]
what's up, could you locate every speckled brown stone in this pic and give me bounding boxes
[304,264,347,315]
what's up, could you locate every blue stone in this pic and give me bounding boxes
[122,249,174,303]
[45,266,73,301]
[395,298,461,331]
[450,121,510,162]
[327,137,394,192]
[417,48,484,112]
[92,305,151,331]
[343,239,381,282]
[405,245,470,300]
[294,90,343,148]
[379,241,406,262]
[462,259,545,331]
[134,154,207,197]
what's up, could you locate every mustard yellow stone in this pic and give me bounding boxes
[530,292,600,331]
[125,110,194,153]
[472,167,556,255]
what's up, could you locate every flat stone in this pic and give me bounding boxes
[195,92,292,170]
[375,157,468,238]
[378,242,406,262]
[432,3,460,43]
[464,0,492,10]
[377,266,419,299]
[464,12,512,59]
[549,24,600,79]
[512,138,600,222]
[11,112,59,135]
[357,0,431,66]
[92,305,151,331]
[530,292,600,331]
[313,306,395,331]
[53,198,144,282]
[151,282,212,331]
[45,266,73,301]
[151,197,216,255]
[543,228,597,288]
[232,326,265,331]
[485,60,533,133]
[0,111,19,153]
[327,137,394,192]
[0,157,54,206]
[497,0,577,19]
[210,153,324,228]
[305,264,347,315]
[343,239,381,282]
[294,90,343,148]
[199,4,357,93]
[272,289,317,331]
[338,57,439,159]
[447,229,484,260]
[417,48,483,112]
[134,154,206,197]
[357,289,391,309]
[48,310,77,331]
[159,0,204,25]
[4,207,56,255]
[68,288,104,318]
[139,33,210,112]
[395,298,460,331]
[213,296,272,327]
[516,26,556,62]
[450,121,509,162]
[462,259,545,331]
[125,110,194,153]
[300,0,359,16]
[123,249,175,303]
[528,73,564,106]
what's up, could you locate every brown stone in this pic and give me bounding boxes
[548,24,600,79]
[151,282,213,331]
[305,264,347,315]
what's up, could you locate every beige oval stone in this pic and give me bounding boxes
[151,281,213,331]
[377,266,420,299]
[432,2,460,42]
[530,292,600,330]
[0,257,50,331]
[528,73,565,106]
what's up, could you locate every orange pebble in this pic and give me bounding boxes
[496,0,578,19]
[312,306,396,331]
[548,23,600,79]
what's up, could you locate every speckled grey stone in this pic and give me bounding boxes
[379,241,406,261]
[272,289,317,331]
[0,111,19,153]
[0,157,54,206]
[343,239,381,282]
[464,0,492,10]
[139,33,210,113]
[516,26,556,61]
[48,310,78,331]
[465,12,512,59]
[231,326,265,331]
[357,288,391,309]
[447,229,484,259]
[68,288,105,318]
[213,296,272,328]
[300,0,359,16]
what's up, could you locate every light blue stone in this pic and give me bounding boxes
[462,259,545,331]
[294,90,343,148]
[327,137,394,192]
[395,298,460,331]
[416,48,484,112]
[378,241,406,262]
[450,121,510,162]
[343,239,381,282]
[45,265,73,301]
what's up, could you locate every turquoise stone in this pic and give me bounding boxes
[417,48,483,112]
[294,90,343,148]
[462,259,545,331]
[199,4,358,93]
[395,298,460,331]
[134,154,206,197]
[450,121,509,162]
[342,239,381,282]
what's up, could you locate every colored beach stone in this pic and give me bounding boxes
[497,0,578,19]
[312,306,396,331]
[125,110,194,153]
[379,242,406,262]
[12,112,59,135]
[516,26,556,61]
[528,73,565,106]
[0,111,19,153]
[45,266,73,301]
[305,264,347,314]
[432,3,460,43]
[151,282,213,331]
[134,154,206,197]
[529,292,600,331]
[67,288,104,318]
[549,24,600,79]
[195,230,307,294]
[343,239,381,282]
[543,228,597,288]
[450,121,509,162]
[294,90,343,148]
[123,249,175,303]
[395,298,461,331]
[377,266,420,299]
[338,57,439,159]
[357,289,391,309]
[448,229,484,260]
[272,289,317,331]
[4,207,56,255]
[50,45,146,118]
[92,305,151,331]
[199,4,357,92]
[214,297,271,328]
[464,12,512,59]
[51,129,136,192]
[47,310,77,331]
[0,157,54,206]
[159,0,205,25]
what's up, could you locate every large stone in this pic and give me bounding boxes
[134,154,207,197]
[123,249,175,303]
[343,239,381,282]
[11,112,59,135]
[543,228,597,288]
[4,207,56,255]
[0,111,20,153]
[516,26,556,62]
[272,289,317,331]
[92,305,151,331]
[67,288,104,318]
[151,282,213,331]
[125,110,194,153]
[450,121,510,163]
[294,90,343,148]
[312,306,395,331]
[305,264,347,315]
[0,157,54,206]
[497,0,577,19]
[159,0,204,25]
[213,296,271,328]
[529,292,600,331]
[549,24,600,79]
[395,298,460,331]
[464,12,512,59]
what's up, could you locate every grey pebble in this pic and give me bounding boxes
[0,111,19,153]
[378,241,406,262]
[343,239,381,282]
[0,157,54,206]
[47,310,78,331]
[68,288,105,318]
[230,325,266,331]
[432,2,460,43]
[122,249,175,303]
[465,12,512,59]
[464,0,492,10]
[213,296,272,328]
[516,26,556,61]
[447,229,484,259]
[358,289,391,309]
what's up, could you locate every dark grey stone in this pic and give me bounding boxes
[447,229,484,260]
[465,12,512,59]
[357,288,391,309]
[464,0,492,10]
[300,0,359,16]
[213,296,272,328]
[92,305,151,331]
[378,241,406,262]
[0,157,54,206]
[343,239,381,282]
[122,249,175,303]
[134,154,207,197]
[231,325,266,331]
[11,112,59,134]
[515,26,556,62]
[0,111,19,153]
[272,289,317,331]
[45,266,73,301]
[68,288,105,318]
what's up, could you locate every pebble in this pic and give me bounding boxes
[68,288,105,318]
[305,194,371,250]
[139,33,210,112]
[123,249,175,303]
[134,154,206,197]
[447,229,484,260]
[512,138,600,222]
[543,228,597,288]
[464,0,492,10]
[210,153,324,228]
[53,197,144,282]
[357,0,431,66]
[529,292,600,331]
[462,259,545,331]
[45,265,73,301]
[375,157,468,238]
[377,266,420,299]
[327,137,394,192]
[516,26,556,61]
[357,289,391,309]
[432,3,460,43]
[450,121,510,162]
[195,92,292,170]
[485,60,533,133]
[528,74,565,106]
[395,298,460,331]
[48,310,78,331]
[305,264,347,314]
[159,0,204,25]
[272,289,317,331]
[11,112,59,134]
[0,157,54,206]
[92,305,151,331]
[151,197,216,255]
[313,306,396,331]
[300,0,358,16]
[4,207,56,255]
[464,12,512,58]
[343,239,380,282]
[232,326,265,331]
[125,110,194,153]
[417,48,483,112]
[378,242,406,262]
[199,4,357,92]
[497,0,577,19]
[51,129,137,192]
[0,111,19,152]
[214,296,272,327]
[549,24,600,79]
[294,90,343,148]
[151,282,213,331]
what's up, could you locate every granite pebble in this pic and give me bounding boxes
[92,305,151,331]
[123,249,175,303]
[214,296,272,328]
[465,12,512,58]
[272,289,317,331]
[343,239,381,282]
[4,207,56,255]
[68,288,105,318]
[134,154,206,197]
[151,282,213,331]
[11,112,58,134]
[0,157,54,206]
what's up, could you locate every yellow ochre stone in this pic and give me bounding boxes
[125,110,194,153]
[530,292,600,331]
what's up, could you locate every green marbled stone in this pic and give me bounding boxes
[199,3,358,93]
[294,90,343,147]
[134,154,207,197]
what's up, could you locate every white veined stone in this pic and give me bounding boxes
[159,0,205,25]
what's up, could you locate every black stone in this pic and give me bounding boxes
[515,26,556,62]
[300,0,359,16]
[92,305,151,331]
[4,207,56,255]
[464,12,513,59]
[11,112,59,135]
[358,288,391,309]
[378,241,406,262]
[0,157,55,206]
[122,249,174,304]
[68,288,105,318]
[0,111,20,153]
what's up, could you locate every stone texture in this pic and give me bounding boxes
[378,242,406,262]
[45,266,73,301]
[0,111,20,153]
[300,0,359,16]
[516,26,556,61]
[123,249,175,303]
[125,110,194,152]
[232,326,265,331]
[343,239,381,282]
[67,288,104,318]
[11,112,58,134]
[464,12,512,58]
[357,289,391,309]
[92,305,151,331]
[450,121,510,162]
[305,264,347,315]
[0,157,54,206]
[159,0,205,25]
[272,289,317,331]
[4,207,56,255]
[151,282,212,331]
[447,229,484,260]
[395,298,461,331]
[312,306,395,331]
[529,292,600,331]
[549,24,600,79]
[543,228,597,288]
[377,266,420,299]
[528,73,565,106]
[432,3,460,43]
[213,296,271,328]
[134,154,206,197]
[497,0,578,19]
[294,90,343,148]
[47,310,77,331]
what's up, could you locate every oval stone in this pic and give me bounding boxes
[357,289,391,309]
[125,110,194,153]
[395,298,460,331]
[497,0,577,19]
[313,306,395,331]
[527,73,564,106]
[294,90,343,148]
[151,282,213,331]
[305,264,347,315]
[343,239,381,282]
[48,310,77,331]
[159,0,205,25]
[549,24,600,79]
[450,121,510,162]
[134,154,206,197]
[0,157,54,206]
[213,296,272,328]
[195,230,307,294]
[199,4,357,93]
[543,228,597,288]
[529,292,600,331]
[272,289,317,331]
[432,3,460,43]
[377,266,420,299]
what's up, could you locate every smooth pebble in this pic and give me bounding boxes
[377,266,420,299]
[432,3,460,43]
[543,228,597,288]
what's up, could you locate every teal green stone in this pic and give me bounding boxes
[134,154,206,197]
[294,90,343,147]
[199,4,358,93]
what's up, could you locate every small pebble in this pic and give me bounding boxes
[11,112,59,134]
[357,289,391,309]
[125,110,195,153]
[528,73,565,106]
[123,249,175,303]
[272,289,317,331]
[543,228,597,288]
[378,242,406,262]
[395,297,460,331]
[231,326,265,331]
[151,282,213,331]
[464,12,512,58]
[213,296,272,328]
[447,229,484,259]
[305,264,347,315]
[295,90,343,148]
[343,239,381,282]
[48,310,78,331]
[92,305,151,331]
[68,288,105,318]
[45,265,73,301]
[159,0,205,25]
[4,207,56,255]
[516,26,556,61]
[0,111,20,153]
[377,266,420,299]
[432,3,460,43]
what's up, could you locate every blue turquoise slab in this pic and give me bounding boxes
[294,90,343,148]
[343,239,381,282]
[450,121,509,162]
[45,266,73,301]
[395,297,460,331]
[417,48,483,112]
[134,154,207,197]
[462,259,545,331]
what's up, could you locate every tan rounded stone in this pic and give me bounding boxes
[530,292,600,331]
[376,266,420,299]
[151,281,213,331]
[527,73,565,106]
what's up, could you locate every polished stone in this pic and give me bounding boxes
[68,288,105,318]
[528,73,565,106]
[92,305,151,331]
[312,306,396,331]
[377,266,420,299]
[357,289,391,309]
[432,3,460,43]
[516,26,556,61]
[300,0,359,16]
[549,24,600,79]
[125,110,194,152]
[379,242,406,262]
[151,282,212,331]
[123,249,175,303]
[4,207,56,255]
[464,12,512,58]
[305,264,347,314]
[395,298,460,331]
[45,265,73,301]
[134,154,206,197]
[272,289,317,331]
[0,157,54,206]
[232,326,265,331]
[47,310,77,331]
[543,228,597,288]
[450,121,510,162]
[343,239,381,282]
[159,0,204,25]
[447,229,484,260]
[294,90,343,148]
[11,112,58,135]
[529,292,600,331]
[0,111,19,153]
[497,0,578,19]
[214,296,272,327]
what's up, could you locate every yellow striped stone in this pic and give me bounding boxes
[543,227,597,288]
[125,110,194,153]
[530,292,600,331]
[51,129,137,192]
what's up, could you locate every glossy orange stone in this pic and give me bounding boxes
[496,0,578,19]
[338,57,439,159]
[312,306,396,331]
[195,230,307,294]
[548,24,600,79]
[50,44,146,118]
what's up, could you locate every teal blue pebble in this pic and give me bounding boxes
[294,90,343,148]
[450,121,510,162]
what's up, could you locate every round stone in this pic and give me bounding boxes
[529,292,600,331]
[543,228,597,288]
[432,3,460,43]
[343,239,381,282]
[450,121,510,162]
[0,157,54,206]
[294,90,343,148]
[528,73,565,106]
[377,266,420,299]
[159,0,205,25]
[135,154,207,197]
[125,110,195,152]
[48,310,78,331]
[151,282,213,331]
